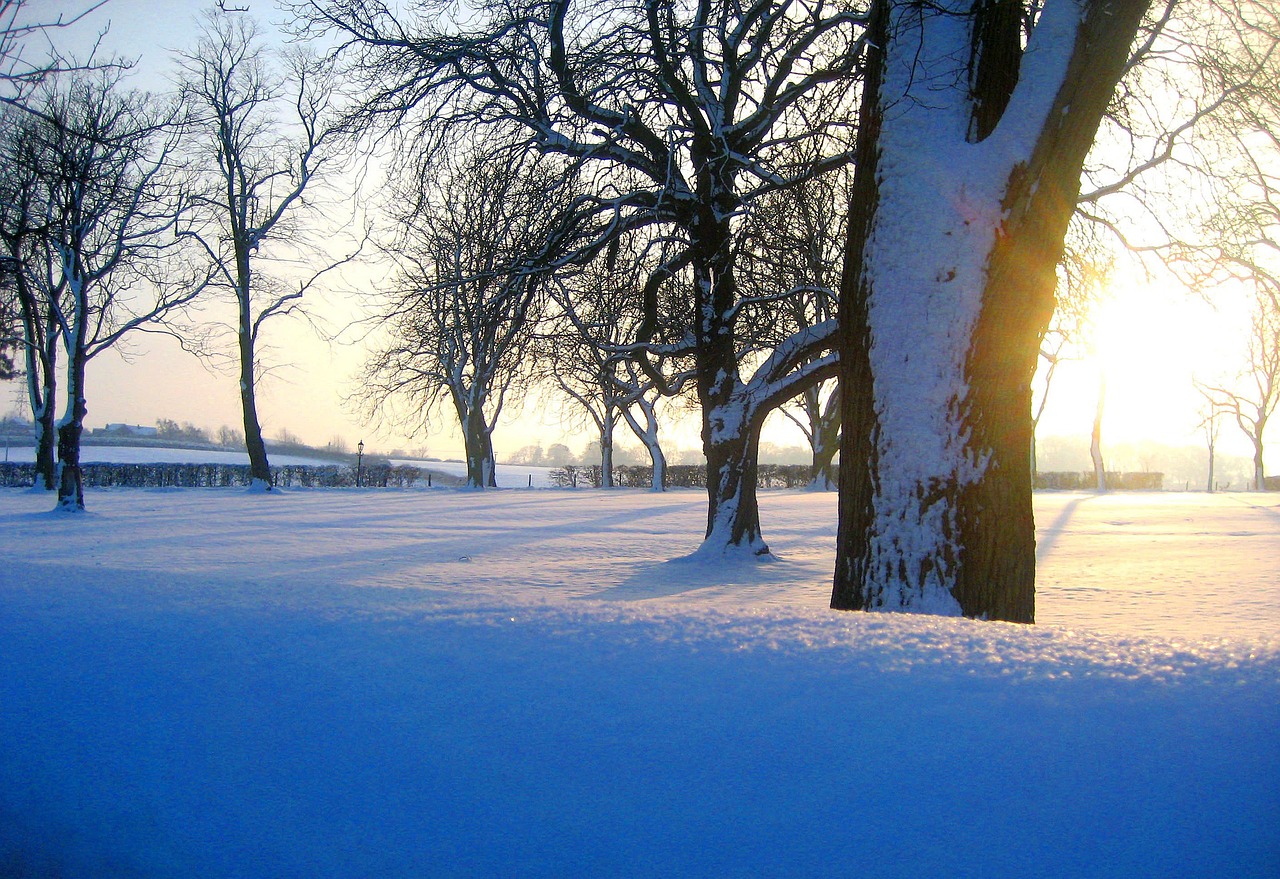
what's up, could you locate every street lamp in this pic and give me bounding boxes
[356,439,364,487]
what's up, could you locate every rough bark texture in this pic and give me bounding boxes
[831,0,887,611]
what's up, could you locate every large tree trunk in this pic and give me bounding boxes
[833,0,1150,621]
[458,402,497,489]
[700,411,766,554]
[692,211,770,555]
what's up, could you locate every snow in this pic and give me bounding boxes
[1,487,1277,877]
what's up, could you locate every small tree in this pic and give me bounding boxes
[1196,397,1223,492]
[176,9,348,490]
[362,148,561,488]
[27,70,205,510]
[1197,293,1279,490]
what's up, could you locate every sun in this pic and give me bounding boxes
[1035,279,1251,451]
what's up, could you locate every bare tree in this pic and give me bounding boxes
[0,107,59,488]
[296,0,856,555]
[26,70,205,510]
[176,9,349,490]
[1197,293,1279,490]
[833,0,1157,621]
[1195,396,1224,492]
[362,149,561,489]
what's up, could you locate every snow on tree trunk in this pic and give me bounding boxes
[808,392,840,491]
[833,0,1151,621]
[55,346,87,512]
[459,402,497,490]
[700,410,767,556]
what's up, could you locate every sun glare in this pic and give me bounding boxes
[1036,280,1252,451]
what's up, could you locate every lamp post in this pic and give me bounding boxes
[356,440,364,488]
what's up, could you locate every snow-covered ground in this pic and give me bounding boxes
[1,488,1276,877]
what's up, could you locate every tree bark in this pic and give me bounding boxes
[56,344,87,511]
[236,246,273,489]
[833,0,1151,621]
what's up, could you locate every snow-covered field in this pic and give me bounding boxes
[1,488,1277,877]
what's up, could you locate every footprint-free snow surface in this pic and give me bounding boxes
[1,488,1276,877]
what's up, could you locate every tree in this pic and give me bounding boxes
[1195,396,1223,492]
[1197,292,1279,490]
[297,0,855,555]
[832,0,1156,621]
[540,240,691,490]
[0,106,59,488]
[26,71,204,510]
[1032,225,1111,477]
[738,168,849,489]
[361,149,559,488]
[176,9,347,490]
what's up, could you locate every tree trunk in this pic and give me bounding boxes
[459,404,497,489]
[691,209,769,555]
[1206,438,1215,493]
[832,0,1150,621]
[600,411,615,488]
[13,260,57,490]
[809,388,840,491]
[29,330,57,491]
[622,397,666,491]
[1091,372,1107,492]
[701,412,767,555]
[238,288,273,490]
[55,347,87,511]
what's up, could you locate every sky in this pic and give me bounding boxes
[4,0,1272,470]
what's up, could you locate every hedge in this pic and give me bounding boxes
[0,461,428,489]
